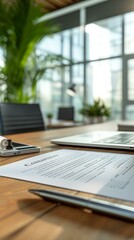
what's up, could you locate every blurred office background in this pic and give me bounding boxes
[0,0,134,124]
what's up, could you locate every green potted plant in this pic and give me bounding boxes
[0,0,59,103]
[79,98,111,124]
[47,113,53,125]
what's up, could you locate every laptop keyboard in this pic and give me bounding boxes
[95,133,134,145]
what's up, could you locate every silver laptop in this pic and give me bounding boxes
[51,131,134,150]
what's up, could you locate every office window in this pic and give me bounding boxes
[72,64,84,120]
[63,66,71,105]
[0,48,4,67]
[125,12,134,54]
[37,69,53,117]
[72,27,84,62]
[86,58,122,119]
[36,10,134,121]
[127,59,134,101]
[37,67,61,118]
[37,33,61,55]
[37,65,71,119]
[62,30,71,63]
[126,105,134,120]
[86,16,122,60]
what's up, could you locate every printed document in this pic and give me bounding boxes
[0,149,134,202]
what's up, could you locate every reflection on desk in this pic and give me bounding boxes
[47,120,83,129]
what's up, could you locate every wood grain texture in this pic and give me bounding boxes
[0,121,134,240]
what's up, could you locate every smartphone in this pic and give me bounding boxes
[0,141,40,157]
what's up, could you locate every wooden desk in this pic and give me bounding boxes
[0,121,134,240]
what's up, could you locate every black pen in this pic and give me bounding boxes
[28,189,134,221]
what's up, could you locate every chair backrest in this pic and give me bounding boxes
[57,106,74,121]
[0,103,45,135]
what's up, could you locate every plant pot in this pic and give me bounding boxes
[84,116,95,124]
[96,116,103,123]
[48,118,52,125]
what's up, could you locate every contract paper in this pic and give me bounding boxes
[0,149,134,202]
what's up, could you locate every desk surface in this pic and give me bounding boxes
[0,121,134,240]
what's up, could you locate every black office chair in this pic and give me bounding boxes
[57,106,74,121]
[0,103,45,135]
